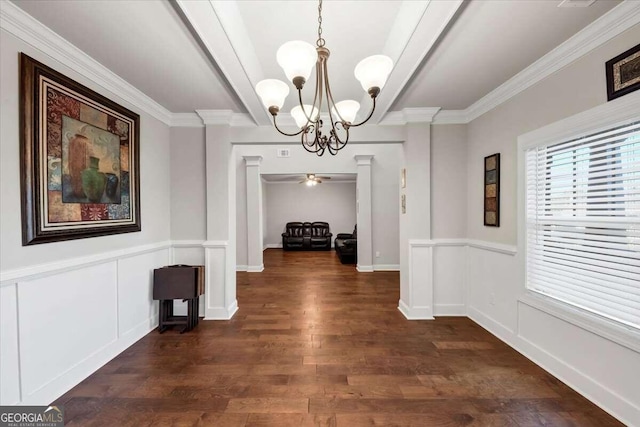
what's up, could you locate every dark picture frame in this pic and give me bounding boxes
[606,43,640,101]
[484,153,500,227]
[20,53,141,245]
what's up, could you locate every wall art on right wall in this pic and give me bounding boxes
[606,42,640,101]
[484,153,500,227]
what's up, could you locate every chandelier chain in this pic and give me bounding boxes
[317,0,325,47]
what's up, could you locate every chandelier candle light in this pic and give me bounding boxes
[255,0,393,156]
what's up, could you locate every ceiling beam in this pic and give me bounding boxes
[367,0,464,123]
[175,0,270,125]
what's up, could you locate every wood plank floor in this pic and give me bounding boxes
[55,249,623,426]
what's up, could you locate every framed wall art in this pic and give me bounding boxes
[484,153,500,227]
[20,53,141,245]
[606,43,640,101]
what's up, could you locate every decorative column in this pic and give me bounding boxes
[398,108,439,319]
[355,155,374,272]
[197,110,238,320]
[244,156,264,272]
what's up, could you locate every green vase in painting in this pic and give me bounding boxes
[81,156,106,203]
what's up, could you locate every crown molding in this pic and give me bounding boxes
[464,0,640,123]
[0,1,174,126]
[380,107,441,125]
[170,113,204,127]
[196,109,234,125]
[402,1,640,126]
[230,113,255,127]
[191,110,256,127]
[432,110,469,124]
[369,0,464,123]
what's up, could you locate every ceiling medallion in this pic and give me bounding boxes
[255,0,393,156]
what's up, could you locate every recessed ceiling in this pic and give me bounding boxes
[235,0,402,113]
[393,0,620,110]
[10,0,624,118]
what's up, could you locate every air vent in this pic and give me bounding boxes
[558,0,596,7]
[277,148,290,158]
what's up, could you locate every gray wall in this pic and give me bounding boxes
[467,23,640,245]
[464,23,640,423]
[0,28,172,406]
[264,182,357,247]
[233,143,402,267]
[169,127,206,240]
[0,30,172,271]
[431,124,467,239]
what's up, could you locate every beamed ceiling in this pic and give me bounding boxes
[12,0,621,125]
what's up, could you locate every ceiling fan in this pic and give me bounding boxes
[299,173,331,186]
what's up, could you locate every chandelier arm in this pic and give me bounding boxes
[301,126,322,154]
[323,64,345,124]
[316,60,325,121]
[297,90,319,125]
[347,96,377,128]
[321,61,349,147]
[333,126,350,152]
[296,60,322,126]
[272,115,305,137]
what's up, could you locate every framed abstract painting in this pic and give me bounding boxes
[484,153,500,227]
[20,53,141,245]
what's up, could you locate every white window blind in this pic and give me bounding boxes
[525,121,640,330]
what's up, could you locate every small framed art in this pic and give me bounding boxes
[606,43,640,101]
[484,153,500,227]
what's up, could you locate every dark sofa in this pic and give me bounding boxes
[282,222,332,250]
[334,225,357,264]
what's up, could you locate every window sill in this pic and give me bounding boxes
[519,291,640,354]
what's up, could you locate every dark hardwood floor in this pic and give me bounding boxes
[55,249,622,426]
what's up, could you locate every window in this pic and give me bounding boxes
[525,121,640,331]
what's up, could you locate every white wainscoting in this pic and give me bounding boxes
[466,245,640,427]
[0,242,171,406]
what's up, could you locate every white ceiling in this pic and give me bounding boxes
[11,0,622,120]
[235,0,402,113]
[12,0,243,113]
[393,0,620,110]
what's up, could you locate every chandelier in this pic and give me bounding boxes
[254,0,393,156]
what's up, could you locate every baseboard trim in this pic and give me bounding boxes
[467,306,516,344]
[263,243,282,249]
[356,265,374,273]
[204,300,238,320]
[434,303,466,316]
[373,264,400,271]
[236,265,248,272]
[467,304,639,426]
[398,299,434,320]
[247,264,264,273]
[21,314,158,405]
